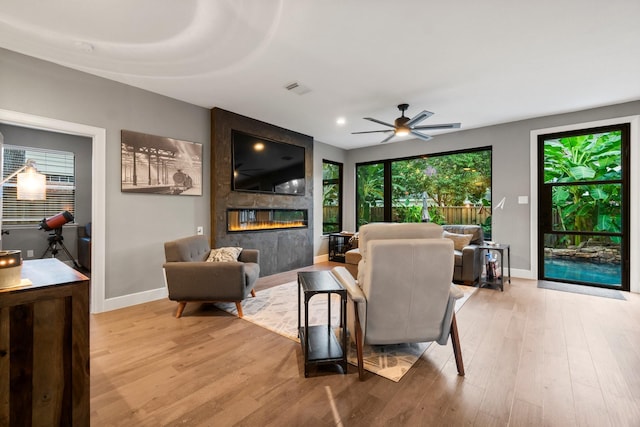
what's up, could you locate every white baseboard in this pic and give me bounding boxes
[95,266,536,313]
[101,287,168,313]
[510,268,534,280]
[314,254,329,264]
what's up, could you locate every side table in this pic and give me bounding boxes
[478,243,511,291]
[297,271,347,377]
[328,233,354,262]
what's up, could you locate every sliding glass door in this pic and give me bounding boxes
[355,148,492,235]
[538,124,630,290]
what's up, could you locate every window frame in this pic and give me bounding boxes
[1,144,76,226]
[537,123,630,291]
[322,159,343,235]
[355,146,492,231]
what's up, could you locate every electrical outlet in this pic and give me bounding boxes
[196,226,204,235]
[27,249,34,258]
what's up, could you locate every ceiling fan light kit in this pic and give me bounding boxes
[352,104,461,143]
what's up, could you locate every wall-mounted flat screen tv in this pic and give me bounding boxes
[232,130,305,195]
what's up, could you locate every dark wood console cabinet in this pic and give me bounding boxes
[0,259,90,426]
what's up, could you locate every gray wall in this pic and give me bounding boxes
[339,100,640,272]
[2,47,638,295]
[312,140,347,259]
[0,123,92,261]
[0,48,210,299]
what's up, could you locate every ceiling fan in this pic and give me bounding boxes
[352,103,461,143]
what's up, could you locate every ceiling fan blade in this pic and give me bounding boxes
[380,133,397,143]
[412,122,461,130]
[406,110,434,127]
[410,130,433,141]
[363,117,395,128]
[352,129,394,135]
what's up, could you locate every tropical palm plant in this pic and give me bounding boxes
[544,130,622,245]
[356,163,384,226]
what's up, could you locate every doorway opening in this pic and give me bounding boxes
[0,109,106,312]
[537,123,629,291]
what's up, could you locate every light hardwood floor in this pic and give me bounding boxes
[90,263,640,426]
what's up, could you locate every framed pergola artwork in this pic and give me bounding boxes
[121,130,202,196]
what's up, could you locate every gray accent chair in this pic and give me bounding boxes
[441,224,484,284]
[163,235,260,318]
[331,222,465,380]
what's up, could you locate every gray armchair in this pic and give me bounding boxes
[442,224,484,284]
[163,235,260,318]
[332,222,465,380]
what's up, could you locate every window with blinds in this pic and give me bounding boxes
[2,145,75,225]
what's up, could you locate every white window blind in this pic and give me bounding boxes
[2,145,75,225]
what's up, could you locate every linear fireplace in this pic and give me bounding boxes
[212,108,313,276]
[227,208,308,233]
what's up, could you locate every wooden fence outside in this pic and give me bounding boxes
[323,205,491,225]
[433,206,491,225]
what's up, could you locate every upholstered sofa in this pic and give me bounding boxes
[344,223,484,285]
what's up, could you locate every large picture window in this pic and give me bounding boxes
[322,160,343,234]
[356,147,492,237]
[2,145,76,225]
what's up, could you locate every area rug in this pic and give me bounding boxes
[215,281,476,382]
[537,280,625,300]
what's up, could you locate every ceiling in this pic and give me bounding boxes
[1,0,640,150]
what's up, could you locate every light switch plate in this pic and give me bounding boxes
[196,226,204,235]
[518,196,528,204]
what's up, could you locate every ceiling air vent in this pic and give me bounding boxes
[284,82,311,95]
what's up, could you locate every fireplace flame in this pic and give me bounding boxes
[228,220,306,232]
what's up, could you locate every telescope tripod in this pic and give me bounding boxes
[41,227,80,269]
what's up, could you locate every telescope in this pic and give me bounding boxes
[39,210,74,231]
[39,211,80,269]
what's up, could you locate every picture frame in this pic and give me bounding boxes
[121,130,202,196]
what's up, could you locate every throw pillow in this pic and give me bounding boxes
[348,233,359,249]
[443,231,473,251]
[206,247,243,262]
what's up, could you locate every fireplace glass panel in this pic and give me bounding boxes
[227,209,308,232]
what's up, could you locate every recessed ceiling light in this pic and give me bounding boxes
[336,117,346,125]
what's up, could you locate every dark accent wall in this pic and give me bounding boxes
[211,108,314,276]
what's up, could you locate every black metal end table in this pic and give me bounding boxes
[328,233,354,262]
[297,271,347,377]
[478,243,511,291]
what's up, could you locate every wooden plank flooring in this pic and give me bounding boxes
[90,263,640,426]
